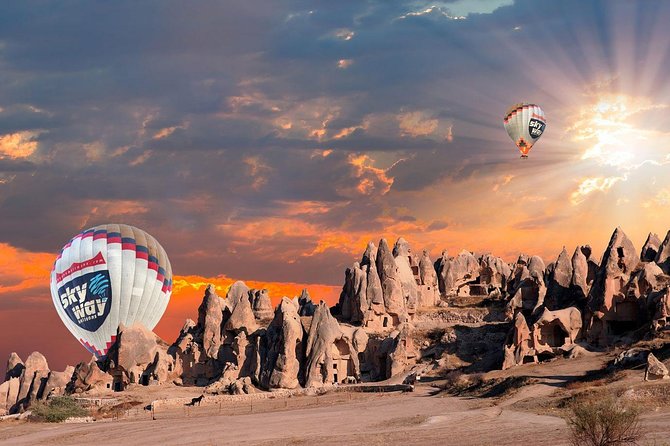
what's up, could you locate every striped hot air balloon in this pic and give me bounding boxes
[503,103,546,158]
[49,224,172,358]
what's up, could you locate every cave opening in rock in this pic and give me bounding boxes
[608,301,641,335]
[539,321,568,347]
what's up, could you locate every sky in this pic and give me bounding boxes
[3,0,670,373]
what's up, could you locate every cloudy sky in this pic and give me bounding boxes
[3,0,670,372]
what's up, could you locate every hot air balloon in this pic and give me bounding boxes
[503,103,546,158]
[50,224,172,358]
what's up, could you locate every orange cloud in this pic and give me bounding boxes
[243,156,273,190]
[0,243,53,296]
[0,131,39,158]
[346,154,394,196]
[397,111,439,137]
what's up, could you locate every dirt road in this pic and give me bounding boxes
[2,354,670,445]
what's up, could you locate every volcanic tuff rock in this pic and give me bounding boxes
[18,352,50,409]
[418,250,439,308]
[198,284,223,359]
[502,312,533,370]
[642,232,662,262]
[479,253,511,290]
[377,238,406,317]
[393,237,419,313]
[339,238,442,328]
[297,289,317,317]
[224,290,259,335]
[0,377,19,416]
[366,257,384,307]
[5,352,24,382]
[226,280,251,307]
[586,227,641,345]
[361,241,377,268]
[570,246,589,298]
[507,255,547,317]
[532,307,582,354]
[629,262,664,299]
[0,352,77,414]
[437,249,479,296]
[545,247,572,309]
[304,303,343,388]
[68,360,112,393]
[6,228,670,412]
[105,323,175,389]
[340,262,368,324]
[372,323,417,380]
[252,289,274,320]
[655,230,670,273]
[419,250,438,289]
[42,366,75,399]
[645,352,669,381]
[261,297,303,389]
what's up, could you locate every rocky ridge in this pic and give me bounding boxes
[2,227,670,415]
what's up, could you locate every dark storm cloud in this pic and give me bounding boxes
[427,220,450,231]
[0,158,34,172]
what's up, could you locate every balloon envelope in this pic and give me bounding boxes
[503,103,546,157]
[50,224,172,358]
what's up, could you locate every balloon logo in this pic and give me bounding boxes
[50,224,172,358]
[503,103,546,158]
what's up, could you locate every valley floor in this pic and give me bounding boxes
[2,351,670,445]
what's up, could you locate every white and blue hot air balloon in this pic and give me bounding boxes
[49,224,172,358]
[503,103,547,158]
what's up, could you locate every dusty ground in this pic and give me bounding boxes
[3,326,670,445]
[2,351,670,446]
[0,387,569,446]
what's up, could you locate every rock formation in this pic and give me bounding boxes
[339,262,369,324]
[297,289,317,316]
[5,353,24,382]
[376,238,406,319]
[641,232,662,262]
[6,229,670,410]
[393,237,419,314]
[586,227,641,345]
[532,307,582,354]
[545,248,573,309]
[304,303,344,387]
[506,255,547,318]
[480,254,511,293]
[224,290,259,335]
[437,250,479,296]
[570,246,590,299]
[502,313,533,370]
[105,323,176,390]
[252,289,274,320]
[644,352,669,380]
[261,297,303,389]
[198,284,223,359]
[0,352,77,415]
[17,352,50,411]
[68,359,113,393]
[339,238,439,329]
[418,250,439,308]
[42,366,75,399]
